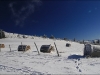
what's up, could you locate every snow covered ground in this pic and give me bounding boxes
[0,32,100,74]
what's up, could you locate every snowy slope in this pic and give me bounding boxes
[0,32,100,74]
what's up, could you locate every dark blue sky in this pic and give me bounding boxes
[0,0,100,40]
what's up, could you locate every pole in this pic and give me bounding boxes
[9,45,11,52]
[54,42,59,57]
[21,42,22,45]
[34,42,40,55]
[0,44,1,52]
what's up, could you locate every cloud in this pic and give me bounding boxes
[9,0,42,27]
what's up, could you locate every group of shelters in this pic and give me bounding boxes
[0,42,71,53]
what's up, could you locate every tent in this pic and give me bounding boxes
[0,44,5,48]
[40,45,54,53]
[84,44,100,57]
[18,45,30,51]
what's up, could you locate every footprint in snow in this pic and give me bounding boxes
[76,66,79,69]
[75,61,77,63]
[78,63,80,66]
[78,58,80,61]
[79,69,82,72]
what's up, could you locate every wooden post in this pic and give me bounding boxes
[0,46,1,52]
[21,42,22,45]
[54,42,59,57]
[34,42,40,55]
[0,44,1,52]
[9,45,11,52]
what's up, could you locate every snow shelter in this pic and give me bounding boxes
[84,44,100,57]
[40,45,55,53]
[18,45,31,51]
[0,44,5,48]
[66,43,71,47]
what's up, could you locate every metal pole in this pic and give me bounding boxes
[34,42,40,55]
[54,42,59,57]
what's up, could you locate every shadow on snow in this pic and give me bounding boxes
[68,54,85,59]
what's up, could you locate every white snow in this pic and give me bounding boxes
[0,32,100,74]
